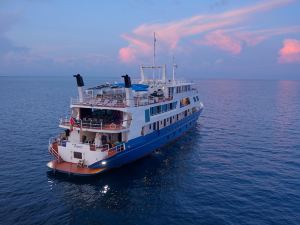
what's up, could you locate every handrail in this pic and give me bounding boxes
[70,91,197,108]
[59,118,129,130]
[49,135,126,160]
[107,143,126,157]
[71,96,127,108]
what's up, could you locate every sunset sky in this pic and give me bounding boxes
[1,0,300,79]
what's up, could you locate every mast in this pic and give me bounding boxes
[152,32,156,80]
[172,56,177,81]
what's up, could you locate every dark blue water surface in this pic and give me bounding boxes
[0,76,300,225]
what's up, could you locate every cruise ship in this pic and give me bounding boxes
[47,57,204,176]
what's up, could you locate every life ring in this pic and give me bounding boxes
[110,123,117,129]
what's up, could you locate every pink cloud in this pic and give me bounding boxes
[236,26,300,46]
[197,30,242,54]
[278,39,300,63]
[119,0,295,63]
[119,47,136,63]
[195,26,300,54]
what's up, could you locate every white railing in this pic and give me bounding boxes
[48,136,126,158]
[71,96,127,108]
[59,118,129,131]
[134,96,173,106]
[71,87,197,108]
[107,143,126,157]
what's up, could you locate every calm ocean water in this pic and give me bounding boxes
[0,76,299,225]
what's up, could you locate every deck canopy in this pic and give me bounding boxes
[89,83,149,92]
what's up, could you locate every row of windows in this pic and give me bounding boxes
[193,96,200,102]
[142,109,192,135]
[149,101,178,116]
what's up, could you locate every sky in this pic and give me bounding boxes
[0,0,300,79]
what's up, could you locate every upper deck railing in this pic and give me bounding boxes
[71,88,198,108]
[71,96,127,108]
[71,95,175,108]
[59,118,129,131]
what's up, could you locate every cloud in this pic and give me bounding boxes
[196,26,300,54]
[119,0,295,63]
[236,26,300,46]
[196,30,242,54]
[278,39,300,64]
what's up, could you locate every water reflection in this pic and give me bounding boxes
[274,80,300,145]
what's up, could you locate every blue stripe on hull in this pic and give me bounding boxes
[89,109,202,170]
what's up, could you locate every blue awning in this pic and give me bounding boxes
[111,83,149,92]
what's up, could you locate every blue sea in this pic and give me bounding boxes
[0,76,299,225]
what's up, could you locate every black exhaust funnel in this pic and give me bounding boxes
[122,74,131,88]
[73,74,84,87]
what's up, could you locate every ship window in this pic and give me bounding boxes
[177,114,179,120]
[153,122,156,130]
[149,124,152,129]
[145,109,150,122]
[164,119,166,127]
[174,101,177,108]
[153,107,157,115]
[150,107,154,115]
[162,104,167,112]
[157,105,161,114]
[170,117,173,124]
[73,152,82,159]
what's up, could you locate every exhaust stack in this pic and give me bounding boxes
[122,74,133,107]
[73,74,84,102]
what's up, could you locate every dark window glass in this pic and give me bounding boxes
[74,152,82,159]
[157,106,161,114]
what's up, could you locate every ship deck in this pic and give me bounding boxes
[47,160,106,176]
